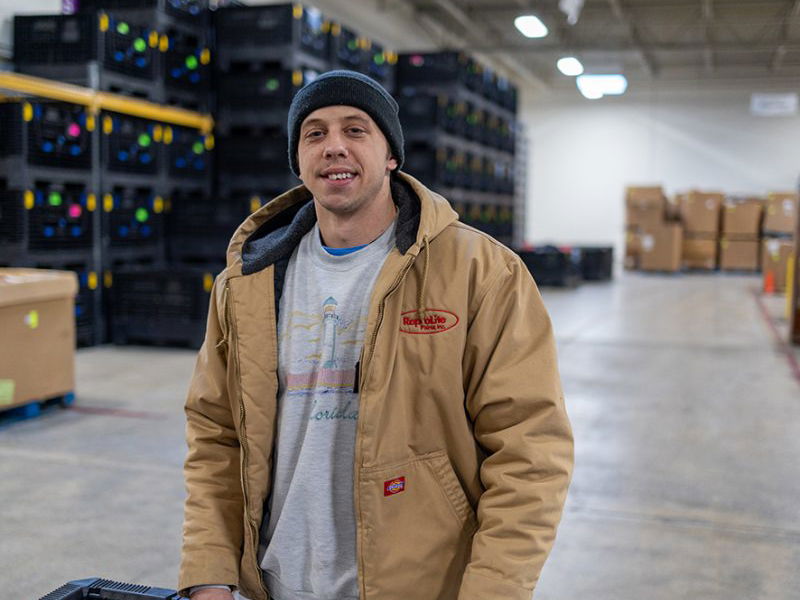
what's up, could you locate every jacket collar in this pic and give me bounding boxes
[232,172,457,275]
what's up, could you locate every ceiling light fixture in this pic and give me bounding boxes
[576,74,628,99]
[557,57,584,76]
[514,15,548,38]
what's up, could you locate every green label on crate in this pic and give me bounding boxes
[0,380,15,406]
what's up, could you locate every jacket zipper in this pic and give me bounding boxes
[354,255,416,599]
[225,281,269,600]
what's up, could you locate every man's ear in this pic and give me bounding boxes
[387,156,399,172]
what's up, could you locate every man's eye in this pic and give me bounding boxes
[348,127,366,135]
[305,130,323,138]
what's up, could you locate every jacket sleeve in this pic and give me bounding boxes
[178,276,244,596]
[459,255,574,600]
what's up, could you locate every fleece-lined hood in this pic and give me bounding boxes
[224,172,458,276]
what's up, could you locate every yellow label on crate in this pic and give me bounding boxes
[292,71,303,87]
[24,190,34,210]
[200,48,211,65]
[22,102,33,122]
[86,194,97,212]
[387,51,398,65]
[321,21,331,33]
[99,13,109,32]
[88,272,98,290]
[149,30,159,48]
[152,124,163,142]
[250,196,261,213]
[332,23,341,36]
[293,4,303,19]
[103,115,113,134]
[0,380,14,406]
[153,196,164,213]
[204,134,215,150]
[159,34,169,52]
[25,310,39,329]
[104,271,113,288]
[164,126,173,144]
[203,273,213,293]
[85,113,96,131]
[103,194,114,212]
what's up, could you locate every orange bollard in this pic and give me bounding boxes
[764,270,776,294]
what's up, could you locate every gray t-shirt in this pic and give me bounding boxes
[258,219,396,600]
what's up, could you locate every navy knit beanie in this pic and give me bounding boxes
[287,70,404,177]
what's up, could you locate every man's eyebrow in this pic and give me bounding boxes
[301,115,372,130]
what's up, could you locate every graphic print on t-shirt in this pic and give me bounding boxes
[282,296,365,400]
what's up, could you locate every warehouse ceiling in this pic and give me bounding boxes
[400,0,800,87]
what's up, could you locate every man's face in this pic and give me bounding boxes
[297,105,398,217]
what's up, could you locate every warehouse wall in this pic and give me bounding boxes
[522,83,800,256]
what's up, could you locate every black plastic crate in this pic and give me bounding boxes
[76,0,209,24]
[26,261,103,347]
[0,101,93,170]
[110,266,217,347]
[216,129,287,177]
[215,4,329,67]
[217,65,317,110]
[162,26,212,92]
[578,246,614,281]
[398,91,463,134]
[166,189,253,263]
[167,125,212,179]
[403,143,463,190]
[517,246,581,287]
[0,185,24,245]
[396,52,471,87]
[329,24,366,71]
[15,13,158,81]
[362,42,395,89]
[104,185,165,247]
[27,181,95,251]
[101,112,163,174]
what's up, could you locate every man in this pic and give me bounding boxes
[180,70,573,600]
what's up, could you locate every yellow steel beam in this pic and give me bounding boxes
[0,71,213,132]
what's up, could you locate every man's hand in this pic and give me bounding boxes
[189,589,234,600]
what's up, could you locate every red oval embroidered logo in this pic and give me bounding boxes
[399,309,459,335]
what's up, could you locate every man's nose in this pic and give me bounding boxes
[323,131,348,159]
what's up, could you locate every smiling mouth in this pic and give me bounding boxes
[325,172,355,181]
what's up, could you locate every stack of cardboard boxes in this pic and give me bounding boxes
[625,187,799,280]
[680,191,723,270]
[625,186,682,272]
[761,192,798,293]
[719,198,763,271]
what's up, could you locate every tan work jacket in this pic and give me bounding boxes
[179,172,573,600]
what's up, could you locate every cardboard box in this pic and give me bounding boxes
[626,205,664,230]
[625,186,665,210]
[641,224,682,272]
[762,238,794,292]
[763,192,798,235]
[719,238,760,271]
[682,235,718,270]
[722,198,763,237]
[680,191,723,234]
[625,228,641,269]
[0,269,77,411]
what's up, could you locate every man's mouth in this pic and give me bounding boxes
[326,172,355,181]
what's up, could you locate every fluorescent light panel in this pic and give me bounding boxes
[514,15,548,38]
[576,74,628,99]
[557,57,583,76]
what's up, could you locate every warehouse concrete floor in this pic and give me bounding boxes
[2,272,799,600]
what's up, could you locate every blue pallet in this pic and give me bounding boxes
[0,392,75,424]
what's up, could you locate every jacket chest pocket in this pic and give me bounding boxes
[359,450,477,600]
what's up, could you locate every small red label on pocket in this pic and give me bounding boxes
[384,476,406,496]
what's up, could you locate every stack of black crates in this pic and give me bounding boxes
[2,2,533,348]
[5,0,217,347]
[395,51,518,247]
